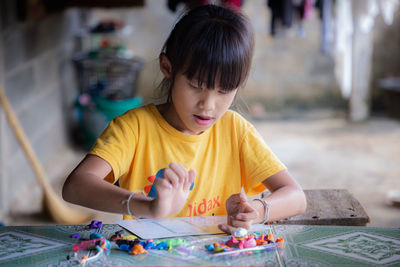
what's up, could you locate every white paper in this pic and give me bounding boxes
[115,216,226,239]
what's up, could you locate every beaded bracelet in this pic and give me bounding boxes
[253,198,270,224]
[122,191,143,219]
[127,191,136,218]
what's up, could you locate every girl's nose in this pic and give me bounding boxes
[198,90,215,111]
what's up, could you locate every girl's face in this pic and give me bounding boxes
[168,73,237,135]
[159,54,238,135]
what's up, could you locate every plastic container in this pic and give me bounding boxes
[76,95,142,149]
[72,48,144,149]
[72,51,144,99]
[93,95,142,121]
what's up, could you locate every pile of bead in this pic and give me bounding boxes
[72,232,111,264]
[115,237,186,255]
[204,228,284,256]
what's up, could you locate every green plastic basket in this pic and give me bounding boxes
[93,96,142,121]
[76,96,142,149]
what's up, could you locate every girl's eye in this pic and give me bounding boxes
[218,90,231,95]
[189,83,202,90]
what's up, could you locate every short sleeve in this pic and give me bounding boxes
[88,115,137,183]
[240,124,286,196]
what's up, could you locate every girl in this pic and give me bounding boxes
[62,4,306,233]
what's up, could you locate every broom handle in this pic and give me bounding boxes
[0,88,51,192]
[1,88,95,225]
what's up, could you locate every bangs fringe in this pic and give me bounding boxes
[182,22,251,91]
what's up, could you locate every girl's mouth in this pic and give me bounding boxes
[193,114,213,126]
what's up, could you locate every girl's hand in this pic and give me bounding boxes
[151,163,196,219]
[218,192,259,234]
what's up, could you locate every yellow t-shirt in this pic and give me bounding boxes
[89,103,286,218]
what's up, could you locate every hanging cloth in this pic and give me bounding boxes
[334,0,399,99]
[267,0,294,36]
[320,0,334,54]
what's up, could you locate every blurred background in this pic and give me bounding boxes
[0,0,399,227]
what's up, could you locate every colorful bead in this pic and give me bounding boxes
[205,244,214,251]
[275,237,284,248]
[130,244,148,255]
[154,241,169,250]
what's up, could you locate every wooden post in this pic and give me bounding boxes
[349,0,374,122]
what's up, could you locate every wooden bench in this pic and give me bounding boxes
[274,189,370,226]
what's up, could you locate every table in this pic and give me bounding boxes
[0,223,399,266]
[278,189,370,226]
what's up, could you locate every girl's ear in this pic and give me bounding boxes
[159,53,172,79]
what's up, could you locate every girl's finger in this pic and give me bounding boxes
[169,162,188,185]
[227,194,243,206]
[235,210,258,221]
[228,215,234,226]
[163,167,180,188]
[218,224,234,234]
[184,169,196,191]
[242,201,257,213]
[154,176,173,190]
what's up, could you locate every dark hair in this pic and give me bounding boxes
[160,5,254,101]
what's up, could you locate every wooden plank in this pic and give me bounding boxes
[276,189,370,226]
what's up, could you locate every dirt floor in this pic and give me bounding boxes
[253,112,400,228]
[4,111,400,228]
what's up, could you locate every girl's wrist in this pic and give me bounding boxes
[148,198,160,219]
[251,199,267,224]
[148,197,170,219]
[127,195,154,219]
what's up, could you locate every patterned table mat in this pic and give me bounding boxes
[0,224,399,266]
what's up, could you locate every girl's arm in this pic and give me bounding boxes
[256,169,307,222]
[62,155,195,219]
[62,154,154,217]
[219,169,306,232]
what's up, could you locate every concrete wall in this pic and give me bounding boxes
[0,1,84,218]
